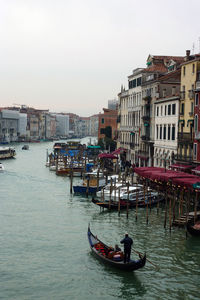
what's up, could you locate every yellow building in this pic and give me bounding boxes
[178,51,200,162]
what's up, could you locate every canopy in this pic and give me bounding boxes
[134,167,163,176]
[192,165,200,174]
[169,164,194,171]
[98,153,118,159]
[87,145,101,149]
[135,167,200,189]
[172,176,200,189]
[111,148,126,155]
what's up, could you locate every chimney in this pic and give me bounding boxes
[186,50,190,60]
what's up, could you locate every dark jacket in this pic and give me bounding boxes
[120,236,133,250]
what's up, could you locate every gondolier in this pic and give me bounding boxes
[120,233,133,263]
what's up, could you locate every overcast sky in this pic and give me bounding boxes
[0,0,200,116]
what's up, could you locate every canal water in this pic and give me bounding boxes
[0,139,200,300]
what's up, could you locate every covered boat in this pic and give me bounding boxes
[87,225,146,271]
[187,216,200,236]
[92,192,164,209]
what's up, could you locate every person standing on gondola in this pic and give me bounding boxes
[120,233,133,263]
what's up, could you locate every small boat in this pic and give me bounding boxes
[22,145,29,150]
[0,147,16,159]
[87,226,146,271]
[92,193,164,210]
[0,162,5,171]
[73,171,106,194]
[187,216,200,236]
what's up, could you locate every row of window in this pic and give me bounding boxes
[129,77,142,89]
[156,103,176,117]
[156,124,176,141]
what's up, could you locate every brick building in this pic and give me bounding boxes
[98,108,118,140]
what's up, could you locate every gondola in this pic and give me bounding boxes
[187,216,200,236]
[87,225,146,271]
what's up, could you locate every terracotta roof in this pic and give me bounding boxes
[144,64,167,73]
[152,55,184,62]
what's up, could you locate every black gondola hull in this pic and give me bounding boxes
[87,226,146,271]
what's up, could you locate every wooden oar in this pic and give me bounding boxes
[132,248,159,270]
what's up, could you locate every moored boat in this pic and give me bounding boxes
[187,216,200,236]
[92,192,164,210]
[87,225,146,271]
[73,171,106,194]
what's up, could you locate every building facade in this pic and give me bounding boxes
[177,51,200,163]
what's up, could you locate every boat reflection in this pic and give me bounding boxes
[88,252,147,299]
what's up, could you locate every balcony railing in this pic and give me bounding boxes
[196,81,200,90]
[180,91,185,100]
[195,132,200,140]
[178,132,193,142]
[176,154,193,162]
[141,135,150,141]
[143,96,152,102]
[142,115,150,121]
[188,90,194,100]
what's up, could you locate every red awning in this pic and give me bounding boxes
[111,148,126,155]
[192,165,200,174]
[169,164,194,171]
[98,153,118,159]
[134,167,164,177]
[172,176,200,189]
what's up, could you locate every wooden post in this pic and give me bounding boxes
[86,177,90,198]
[109,178,113,210]
[97,169,99,192]
[118,187,121,217]
[46,149,49,163]
[194,191,198,223]
[172,189,176,222]
[135,182,138,221]
[164,187,167,229]
[70,168,73,194]
[146,181,148,225]
[114,177,117,202]
[131,173,134,186]
[126,182,129,219]
[185,191,189,239]
[169,192,172,233]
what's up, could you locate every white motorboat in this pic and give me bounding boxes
[97,184,143,202]
[0,162,5,171]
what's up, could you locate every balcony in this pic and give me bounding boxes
[142,115,150,121]
[195,132,200,140]
[180,91,185,100]
[141,135,150,141]
[143,96,152,102]
[176,154,193,162]
[188,90,194,100]
[196,80,200,91]
[189,111,194,117]
[130,142,135,149]
[178,132,193,143]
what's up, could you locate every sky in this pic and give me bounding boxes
[0,0,200,116]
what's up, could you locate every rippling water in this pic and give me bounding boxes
[0,139,200,300]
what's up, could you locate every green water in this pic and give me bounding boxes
[0,140,200,300]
